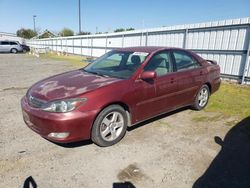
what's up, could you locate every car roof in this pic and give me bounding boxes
[115,46,184,54]
[114,46,204,62]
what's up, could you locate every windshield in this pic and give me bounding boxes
[84,50,148,79]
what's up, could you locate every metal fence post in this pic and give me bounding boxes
[66,38,68,54]
[140,31,143,46]
[105,35,108,52]
[52,39,53,51]
[122,34,124,47]
[241,27,250,84]
[91,37,93,57]
[56,39,58,52]
[145,32,148,46]
[80,36,83,56]
[61,38,63,53]
[72,38,74,54]
[183,29,188,49]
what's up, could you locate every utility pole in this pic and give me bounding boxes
[33,15,37,32]
[78,0,82,33]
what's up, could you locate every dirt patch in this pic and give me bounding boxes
[1,87,28,91]
[117,164,146,182]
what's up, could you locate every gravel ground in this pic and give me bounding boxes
[0,53,248,188]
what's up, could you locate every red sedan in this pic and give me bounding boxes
[21,47,221,146]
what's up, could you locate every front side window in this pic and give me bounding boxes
[84,51,148,79]
[144,51,173,76]
[173,51,200,71]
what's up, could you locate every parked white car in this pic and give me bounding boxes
[0,41,23,53]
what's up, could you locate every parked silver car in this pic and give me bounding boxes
[0,41,23,53]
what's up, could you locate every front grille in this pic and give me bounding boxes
[27,94,46,108]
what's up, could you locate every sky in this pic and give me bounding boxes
[0,0,249,34]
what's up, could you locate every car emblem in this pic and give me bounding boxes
[29,95,34,101]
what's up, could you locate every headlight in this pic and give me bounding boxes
[42,98,87,113]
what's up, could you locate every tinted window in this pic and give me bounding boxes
[0,41,9,45]
[127,54,147,66]
[144,51,173,76]
[10,42,18,45]
[173,51,200,71]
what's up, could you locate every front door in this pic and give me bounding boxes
[0,41,10,52]
[134,50,178,122]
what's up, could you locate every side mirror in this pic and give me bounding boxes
[140,71,156,80]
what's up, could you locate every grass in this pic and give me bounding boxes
[39,52,89,68]
[192,114,223,122]
[205,82,250,120]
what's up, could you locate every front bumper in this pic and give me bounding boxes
[21,96,97,143]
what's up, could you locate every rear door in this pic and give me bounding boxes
[0,41,10,52]
[171,50,204,106]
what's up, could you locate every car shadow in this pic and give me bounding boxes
[127,106,190,131]
[23,176,37,188]
[193,116,250,188]
[47,107,190,148]
[46,139,93,148]
[113,181,136,188]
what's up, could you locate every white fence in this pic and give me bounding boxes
[28,17,250,84]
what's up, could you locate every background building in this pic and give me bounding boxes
[0,32,25,44]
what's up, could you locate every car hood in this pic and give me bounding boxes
[28,70,121,100]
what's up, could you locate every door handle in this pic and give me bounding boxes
[200,71,203,75]
[170,78,174,83]
[135,79,143,83]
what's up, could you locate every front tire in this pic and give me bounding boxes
[192,85,210,111]
[91,105,128,147]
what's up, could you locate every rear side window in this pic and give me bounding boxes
[10,42,18,45]
[173,51,200,71]
[0,41,9,45]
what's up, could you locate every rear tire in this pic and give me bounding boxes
[192,85,210,111]
[91,105,128,147]
[10,48,18,53]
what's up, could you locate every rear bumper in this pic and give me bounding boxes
[21,96,97,143]
[212,77,221,94]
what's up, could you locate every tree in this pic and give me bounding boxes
[114,28,135,32]
[126,28,135,31]
[59,28,74,36]
[114,28,125,33]
[77,31,91,35]
[16,28,37,39]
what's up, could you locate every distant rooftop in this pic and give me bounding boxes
[0,32,17,37]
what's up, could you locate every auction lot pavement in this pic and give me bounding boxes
[0,54,249,188]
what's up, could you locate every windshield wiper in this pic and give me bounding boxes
[83,69,110,78]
